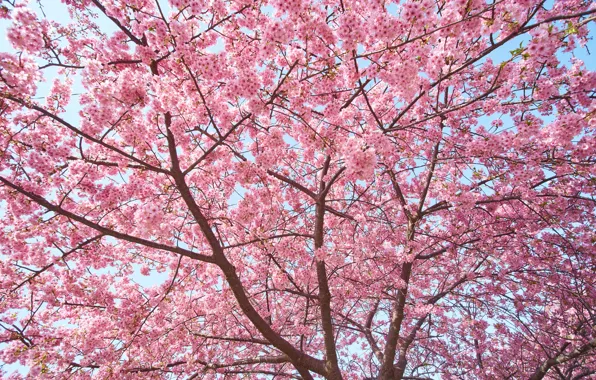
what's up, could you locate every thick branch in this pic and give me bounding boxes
[529,338,596,380]
[0,176,214,263]
[379,261,413,380]
[90,0,146,46]
[164,113,325,376]
[314,157,343,380]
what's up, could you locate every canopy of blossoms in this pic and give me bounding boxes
[0,0,595,379]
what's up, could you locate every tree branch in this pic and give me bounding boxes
[529,338,596,380]
[0,176,214,263]
[314,157,343,380]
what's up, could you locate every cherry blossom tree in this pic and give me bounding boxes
[1,0,595,378]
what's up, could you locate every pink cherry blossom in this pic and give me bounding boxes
[0,0,595,379]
